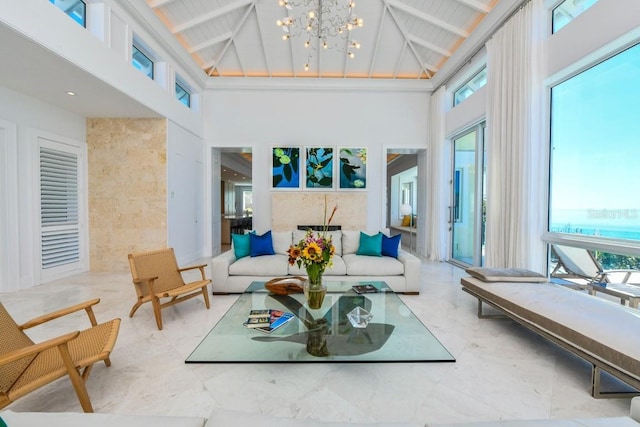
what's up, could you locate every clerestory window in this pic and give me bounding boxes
[132,45,154,79]
[552,0,599,33]
[49,0,86,27]
[453,67,487,106]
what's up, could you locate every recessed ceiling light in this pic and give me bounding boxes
[65,91,76,96]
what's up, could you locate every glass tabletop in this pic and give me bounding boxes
[186,281,455,363]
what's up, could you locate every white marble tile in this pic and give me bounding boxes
[0,260,633,424]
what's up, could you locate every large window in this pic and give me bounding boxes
[549,43,640,246]
[50,0,86,27]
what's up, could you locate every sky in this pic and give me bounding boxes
[550,41,640,234]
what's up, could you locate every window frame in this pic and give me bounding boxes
[551,0,599,34]
[175,80,191,108]
[453,66,487,107]
[544,40,640,258]
[132,44,154,80]
[49,0,86,27]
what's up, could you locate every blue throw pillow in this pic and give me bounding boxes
[381,234,402,258]
[232,233,251,259]
[356,232,382,256]
[250,230,275,257]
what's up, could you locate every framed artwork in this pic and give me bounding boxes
[272,147,301,189]
[338,147,367,190]
[305,147,334,189]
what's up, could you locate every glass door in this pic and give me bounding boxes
[450,124,486,266]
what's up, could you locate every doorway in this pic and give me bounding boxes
[450,124,486,266]
[386,148,426,254]
[216,148,252,254]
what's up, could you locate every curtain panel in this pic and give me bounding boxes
[485,0,546,271]
[426,86,449,261]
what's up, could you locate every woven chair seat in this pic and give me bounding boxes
[128,248,211,330]
[9,320,120,398]
[160,280,211,299]
[0,299,120,413]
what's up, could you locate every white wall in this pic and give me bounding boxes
[167,120,206,264]
[545,0,640,80]
[0,87,87,290]
[203,88,429,234]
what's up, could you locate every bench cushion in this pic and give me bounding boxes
[465,267,547,283]
[461,278,640,383]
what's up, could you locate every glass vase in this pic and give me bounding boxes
[304,273,326,309]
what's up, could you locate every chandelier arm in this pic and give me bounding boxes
[277,0,363,72]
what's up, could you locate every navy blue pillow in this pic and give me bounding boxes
[250,230,275,257]
[381,234,402,258]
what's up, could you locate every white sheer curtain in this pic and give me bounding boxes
[426,86,449,261]
[485,0,546,271]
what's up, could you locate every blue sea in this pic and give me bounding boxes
[550,209,640,241]
[549,224,640,241]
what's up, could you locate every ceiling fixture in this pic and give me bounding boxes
[277,0,363,72]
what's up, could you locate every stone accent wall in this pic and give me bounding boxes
[87,118,167,272]
[271,192,367,231]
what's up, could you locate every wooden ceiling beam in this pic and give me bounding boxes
[147,0,178,8]
[188,32,232,54]
[205,3,255,75]
[387,0,469,38]
[407,34,452,57]
[453,0,491,14]
[172,0,253,34]
[383,0,433,78]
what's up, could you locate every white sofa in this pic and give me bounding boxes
[4,399,640,427]
[211,229,421,294]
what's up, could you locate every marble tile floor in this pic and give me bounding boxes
[0,260,633,425]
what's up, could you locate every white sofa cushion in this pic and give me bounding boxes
[0,410,205,427]
[229,254,289,276]
[343,253,404,276]
[272,231,293,255]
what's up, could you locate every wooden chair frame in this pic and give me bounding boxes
[0,299,120,412]
[128,248,211,330]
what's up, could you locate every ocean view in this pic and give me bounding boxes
[550,209,640,241]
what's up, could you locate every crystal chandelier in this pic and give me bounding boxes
[277,0,364,71]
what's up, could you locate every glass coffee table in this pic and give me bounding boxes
[186,281,455,363]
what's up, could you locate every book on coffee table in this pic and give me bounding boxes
[352,284,378,294]
[244,309,293,331]
[255,311,295,334]
[247,309,271,318]
[244,316,271,328]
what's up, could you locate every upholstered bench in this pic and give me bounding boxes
[461,268,640,398]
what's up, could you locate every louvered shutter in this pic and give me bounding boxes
[40,147,80,269]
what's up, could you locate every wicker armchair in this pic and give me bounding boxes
[0,298,120,413]
[127,248,211,330]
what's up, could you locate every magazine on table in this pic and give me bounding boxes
[244,309,294,332]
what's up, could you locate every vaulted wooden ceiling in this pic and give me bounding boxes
[145,0,498,79]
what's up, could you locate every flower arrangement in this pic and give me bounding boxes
[287,196,337,287]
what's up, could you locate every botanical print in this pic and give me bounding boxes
[339,147,367,189]
[305,147,334,189]
[272,147,300,188]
